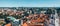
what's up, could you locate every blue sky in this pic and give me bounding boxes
[0,0,60,7]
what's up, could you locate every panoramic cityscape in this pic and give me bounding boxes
[0,0,60,26]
